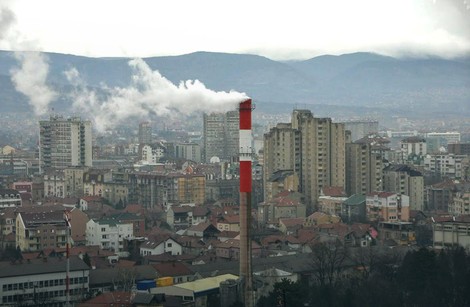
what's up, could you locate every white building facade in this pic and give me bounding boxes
[86,219,133,252]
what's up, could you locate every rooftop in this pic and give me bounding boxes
[0,256,89,278]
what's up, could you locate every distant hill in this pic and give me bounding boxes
[0,50,469,116]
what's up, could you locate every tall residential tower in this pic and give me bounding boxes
[203,110,239,162]
[39,116,92,172]
[264,110,346,210]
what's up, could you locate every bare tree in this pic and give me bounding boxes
[112,268,137,291]
[310,240,348,287]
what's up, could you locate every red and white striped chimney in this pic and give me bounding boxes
[239,98,253,307]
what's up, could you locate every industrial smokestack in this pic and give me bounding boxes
[239,98,253,307]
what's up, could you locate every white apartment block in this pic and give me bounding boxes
[86,218,133,252]
[141,144,165,164]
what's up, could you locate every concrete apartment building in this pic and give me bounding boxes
[264,110,346,210]
[16,211,69,252]
[0,256,90,306]
[128,172,168,209]
[0,189,21,208]
[166,173,206,205]
[64,166,88,197]
[263,123,300,201]
[382,164,424,211]
[175,143,202,163]
[138,121,152,159]
[400,136,427,164]
[448,143,470,155]
[43,169,65,197]
[424,154,467,179]
[86,216,134,252]
[39,116,92,172]
[366,192,410,222]
[449,191,470,216]
[203,110,239,162]
[346,143,383,196]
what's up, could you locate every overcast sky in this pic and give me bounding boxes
[1,0,470,60]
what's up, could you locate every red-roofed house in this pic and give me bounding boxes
[258,191,306,225]
[321,186,347,197]
[279,218,305,235]
[217,215,240,232]
[215,239,261,260]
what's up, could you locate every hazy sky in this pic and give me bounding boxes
[1,0,470,60]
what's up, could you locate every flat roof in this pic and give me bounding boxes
[175,274,239,293]
[0,256,89,278]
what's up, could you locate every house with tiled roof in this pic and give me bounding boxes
[215,239,261,260]
[185,222,220,238]
[321,186,347,197]
[140,235,182,256]
[306,212,341,226]
[177,236,207,256]
[278,217,305,235]
[152,262,195,284]
[217,215,240,232]
[166,205,208,230]
[258,191,306,226]
[261,235,302,252]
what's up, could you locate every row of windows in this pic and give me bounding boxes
[2,277,88,292]
[2,288,85,304]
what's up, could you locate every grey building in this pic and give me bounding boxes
[0,256,90,306]
[203,111,239,162]
[39,116,92,172]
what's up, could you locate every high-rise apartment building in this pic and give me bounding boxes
[346,143,383,196]
[264,110,346,210]
[138,121,152,160]
[382,164,424,211]
[39,116,92,172]
[203,111,239,162]
[263,123,300,201]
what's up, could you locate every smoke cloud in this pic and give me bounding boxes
[0,5,15,42]
[66,58,248,132]
[1,4,57,116]
[10,52,58,116]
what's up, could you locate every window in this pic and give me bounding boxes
[167,243,172,248]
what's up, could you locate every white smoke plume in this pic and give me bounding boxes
[66,58,248,132]
[1,4,57,116]
[10,52,58,116]
[0,5,15,42]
